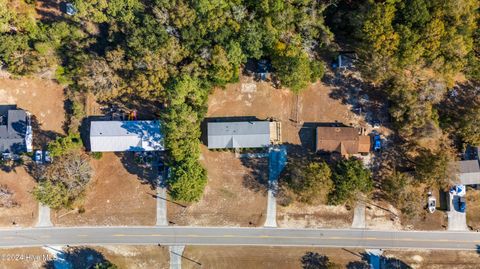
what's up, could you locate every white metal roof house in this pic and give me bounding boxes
[207,121,281,149]
[90,120,164,152]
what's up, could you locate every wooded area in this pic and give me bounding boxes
[0,0,478,204]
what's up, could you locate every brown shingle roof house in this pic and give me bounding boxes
[316,126,370,156]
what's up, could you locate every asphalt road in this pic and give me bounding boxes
[2,226,480,250]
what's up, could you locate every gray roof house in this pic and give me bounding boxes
[0,106,32,155]
[454,160,480,185]
[207,121,281,149]
[90,120,164,152]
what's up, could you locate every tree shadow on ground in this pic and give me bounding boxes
[322,71,390,127]
[31,115,62,150]
[117,152,158,189]
[239,143,308,194]
[43,246,113,269]
[301,252,333,269]
[240,154,269,194]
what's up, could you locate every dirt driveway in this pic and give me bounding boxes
[0,167,38,227]
[52,153,156,226]
[168,147,267,226]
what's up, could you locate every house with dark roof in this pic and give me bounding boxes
[89,120,164,152]
[0,105,32,156]
[316,126,370,156]
[207,121,281,149]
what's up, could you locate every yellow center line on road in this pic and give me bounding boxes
[77,234,89,237]
[108,234,480,244]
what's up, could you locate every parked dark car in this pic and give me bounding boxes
[458,196,466,213]
[373,135,381,151]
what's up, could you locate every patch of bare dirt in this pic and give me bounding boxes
[206,76,359,228]
[0,167,38,227]
[278,202,353,228]
[52,153,156,226]
[0,247,50,269]
[168,147,268,226]
[366,201,402,230]
[183,246,366,269]
[94,245,169,269]
[0,77,66,148]
[466,189,480,230]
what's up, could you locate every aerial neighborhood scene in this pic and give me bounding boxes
[0,0,479,268]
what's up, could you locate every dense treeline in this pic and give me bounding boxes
[0,0,332,202]
[328,0,478,217]
[1,0,478,205]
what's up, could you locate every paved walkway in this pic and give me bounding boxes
[169,245,185,269]
[448,193,467,231]
[36,204,53,227]
[264,146,287,227]
[351,202,366,229]
[156,169,168,226]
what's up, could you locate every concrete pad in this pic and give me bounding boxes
[36,204,53,227]
[156,172,168,226]
[447,193,467,231]
[265,189,277,227]
[264,146,287,227]
[169,245,185,269]
[352,202,366,229]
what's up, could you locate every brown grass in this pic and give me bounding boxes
[0,167,38,227]
[168,147,268,226]
[52,153,156,226]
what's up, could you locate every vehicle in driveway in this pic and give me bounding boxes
[427,191,436,213]
[44,151,51,163]
[34,150,43,164]
[458,196,466,213]
[373,135,381,151]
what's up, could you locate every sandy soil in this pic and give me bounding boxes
[385,249,480,269]
[366,201,403,230]
[207,77,356,150]
[168,147,268,226]
[183,246,480,269]
[94,245,169,269]
[0,78,65,134]
[206,76,358,228]
[183,246,365,269]
[52,153,156,226]
[466,189,480,230]
[0,247,50,269]
[0,167,38,227]
[278,202,353,229]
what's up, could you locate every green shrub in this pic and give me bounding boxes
[90,152,103,160]
[47,133,83,158]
